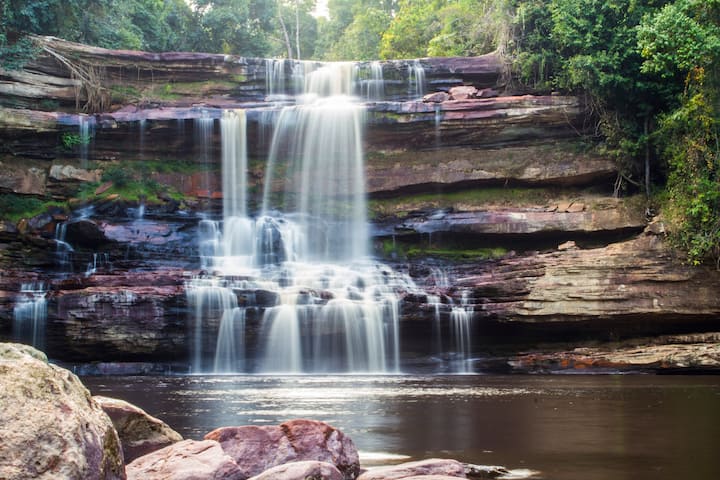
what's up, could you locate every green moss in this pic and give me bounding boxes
[379,237,507,261]
[370,187,555,219]
[0,194,66,222]
[109,85,141,101]
[232,74,247,82]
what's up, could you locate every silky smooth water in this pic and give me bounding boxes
[83,374,720,480]
[187,61,407,375]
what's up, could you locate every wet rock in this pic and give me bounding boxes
[464,463,511,479]
[204,419,360,480]
[65,218,112,247]
[357,458,466,480]
[247,460,344,480]
[0,161,47,195]
[0,343,125,480]
[94,395,183,463]
[126,439,243,480]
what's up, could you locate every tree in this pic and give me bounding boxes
[379,0,441,59]
[274,0,317,59]
[639,0,720,265]
[324,7,391,60]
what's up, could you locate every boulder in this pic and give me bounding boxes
[0,161,47,195]
[448,86,478,100]
[423,92,450,103]
[94,395,183,463]
[0,343,125,480]
[64,219,111,247]
[126,439,243,480]
[204,419,360,480]
[49,164,102,183]
[247,460,344,480]
[401,477,468,480]
[357,459,466,480]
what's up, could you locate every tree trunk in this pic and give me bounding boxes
[277,7,293,59]
[644,115,650,197]
[295,0,301,61]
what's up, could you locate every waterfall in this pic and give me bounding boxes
[266,59,286,97]
[449,292,473,374]
[358,61,385,101]
[187,60,409,374]
[55,222,73,272]
[13,282,48,350]
[213,307,246,373]
[409,59,426,99]
[78,115,93,168]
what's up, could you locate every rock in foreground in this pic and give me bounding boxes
[204,419,360,480]
[0,343,125,480]
[126,439,243,480]
[357,458,466,480]
[247,460,345,480]
[95,395,184,463]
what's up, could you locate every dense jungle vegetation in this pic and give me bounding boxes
[1,0,718,266]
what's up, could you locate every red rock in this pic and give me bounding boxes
[449,86,478,100]
[357,458,466,480]
[95,181,114,195]
[204,419,360,480]
[247,460,344,480]
[94,396,183,463]
[423,92,450,103]
[126,439,243,480]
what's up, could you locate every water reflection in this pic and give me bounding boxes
[82,375,720,480]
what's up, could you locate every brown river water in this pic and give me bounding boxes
[83,374,720,480]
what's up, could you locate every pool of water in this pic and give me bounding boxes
[82,374,720,480]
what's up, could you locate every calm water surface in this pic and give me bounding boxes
[83,375,720,480]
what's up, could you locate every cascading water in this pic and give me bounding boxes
[358,61,385,101]
[409,59,426,99]
[187,60,408,374]
[13,282,47,350]
[449,292,474,374]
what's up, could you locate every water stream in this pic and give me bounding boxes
[186,61,422,374]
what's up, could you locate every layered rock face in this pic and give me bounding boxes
[1,37,719,371]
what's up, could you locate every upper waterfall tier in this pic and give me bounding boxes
[0,36,504,112]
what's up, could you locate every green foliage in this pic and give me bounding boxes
[380,237,507,261]
[0,194,65,222]
[101,164,133,188]
[657,70,720,265]
[92,161,187,204]
[61,132,91,150]
[379,0,441,59]
[638,0,720,77]
[325,7,391,60]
